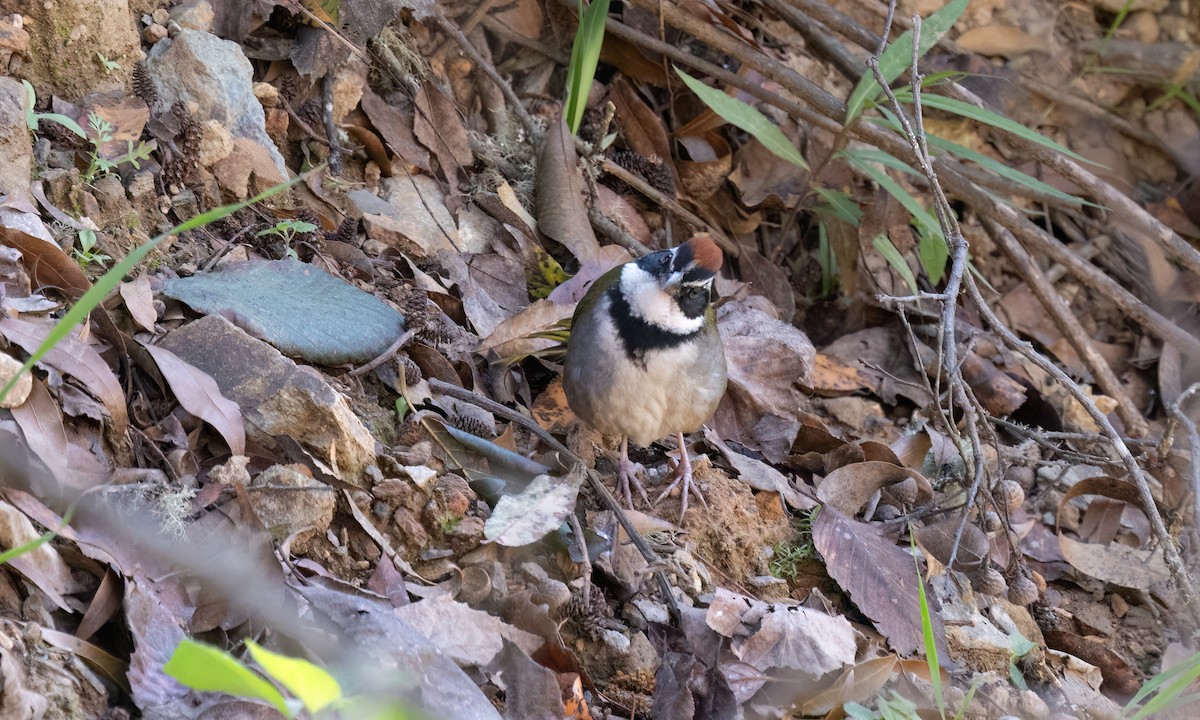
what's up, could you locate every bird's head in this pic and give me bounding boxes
[618,235,724,334]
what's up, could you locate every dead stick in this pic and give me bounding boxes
[983,219,1149,437]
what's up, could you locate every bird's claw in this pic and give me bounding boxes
[617,455,651,510]
[654,438,707,524]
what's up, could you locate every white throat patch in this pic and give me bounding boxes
[619,264,704,334]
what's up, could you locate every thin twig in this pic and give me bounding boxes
[349,329,417,377]
[434,9,541,141]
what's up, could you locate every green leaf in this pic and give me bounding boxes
[1128,651,1200,720]
[812,187,863,226]
[245,640,341,715]
[917,223,948,285]
[925,133,1090,206]
[845,0,969,122]
[841,149,941,237]
[0,175,302,404]
[0,531,57,565]
[163,639,293,718]
[675,67,808,170]
[564,0,610,134]
[913,536,946,720]
[902,92,1088,162]
[871,233,919,296]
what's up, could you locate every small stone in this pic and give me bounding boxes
[166,20,182,37]
[195,119,233,167]
[0,353,33,408]
[169,0,214,32]
[253,81,279,107]
[143,23,168,44]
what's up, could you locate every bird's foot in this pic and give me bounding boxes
[654,436,707,524]
[617,454,651,510]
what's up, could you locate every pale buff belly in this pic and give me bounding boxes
[565,325,726,446]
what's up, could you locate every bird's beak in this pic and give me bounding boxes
[661,271,684,292]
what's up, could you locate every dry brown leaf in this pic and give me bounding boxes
[360,87,431,173]
[343,124,393,177]
[706,588,855,676]
[0,317,128,438]
[711,300,814,463]
[479,299,574,359]
[608,77,675,177]
[812,506,944,656]
[817,461,933,516]
[914,518,989,573]
[810,353,872,396]
[677,132,732,201]
[395,595,542,666]
[956,25,1045,57]
[536,118,603,263]
[414,81,473,180]
[141,342,246,457]
[0,226,91,297]
[531,377,575,433]
[120,275,158,333]
[1055,475,1171,589]
[729,136,809,208]
[0,499,74,611]
[799,655,897,715]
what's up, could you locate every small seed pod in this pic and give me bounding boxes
[982,510,1004,533]
[972,566,1008,596]
[1008,571,1040,606]
[999,478,1025,512]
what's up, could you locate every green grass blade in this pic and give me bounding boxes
[564,0,610,134]
[925,134,1091,206]
[871,233,919,296]
[1129,651,1200,720]
[842,149,941,238]
[0,175,302,404]
[912,533,946,720]
[845,0,969,122]
[676,67,808,169]
[813,187,863,226]
[909,93,1089,162]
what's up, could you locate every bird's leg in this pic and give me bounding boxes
[616,436,651,509]
[655,431,708,522]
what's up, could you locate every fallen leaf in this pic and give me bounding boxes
[957,25,1044,58]
[536,117,603,264]
[142,342,246,456]
[120,275,158,333]
[395,595,543,666]
[0,317,128,438]
[711,300,815,463]
[484,466,584,547]
[813,506,942,656]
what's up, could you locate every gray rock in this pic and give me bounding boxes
[144,29,287,177]
[157,315,376,484]
[0,77,30,196]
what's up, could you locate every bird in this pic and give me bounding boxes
[563,235,727,522]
